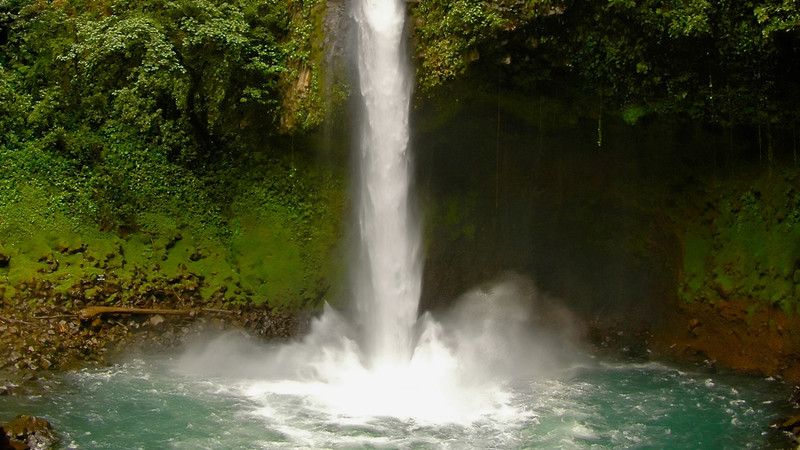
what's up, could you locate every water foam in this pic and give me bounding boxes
[177,274,583,428]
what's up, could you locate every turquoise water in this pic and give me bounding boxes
[1,355,791,449]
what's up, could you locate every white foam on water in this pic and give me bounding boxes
[3,350,784,448]
[175,275,585,445]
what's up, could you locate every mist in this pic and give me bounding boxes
[173,272,588,424]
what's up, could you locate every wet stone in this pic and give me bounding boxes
[2,414,58,449]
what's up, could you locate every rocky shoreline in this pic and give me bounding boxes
[0,290,311,378]
[0,279,313,449]
[3,279,800,447]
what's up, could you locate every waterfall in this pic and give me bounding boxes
[353,0,421,369]
[178,0,581,429]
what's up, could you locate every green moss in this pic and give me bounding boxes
[0,0,349,311]
[621,105,650,125]
[715,275,734,295]
[678,176,800,314]
[0,152,346,310]
[681,229,712,297]
[427,194,479,245]
[772,278,794,312]
[231,217,304,307]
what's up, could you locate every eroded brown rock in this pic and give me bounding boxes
[2,415,57,450]
[651,299,800,383]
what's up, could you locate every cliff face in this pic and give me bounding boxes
[413,87,800,380]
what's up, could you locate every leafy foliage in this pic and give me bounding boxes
[0,0,341,309]
[413,0,508,89]
[0,0,329,231]
[411,0,800,126]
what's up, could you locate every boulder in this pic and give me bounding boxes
[1,425,26,450]
[2,415,57,449]
[790,385,800,408]
[148,315,165,327]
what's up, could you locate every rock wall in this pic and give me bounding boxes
[414,87,800,380]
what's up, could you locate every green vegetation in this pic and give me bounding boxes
[1,0,799,317]
[0,0,344,311]
[0,149,345,310]
[679,172,800,314]
[412,0,800,127]
[410,0,800,316]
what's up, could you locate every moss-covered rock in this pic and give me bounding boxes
[676,176,800,314]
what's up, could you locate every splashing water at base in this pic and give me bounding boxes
[177,275,581,426]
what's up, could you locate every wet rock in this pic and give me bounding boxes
[1,425,26,450]
[189,250,205,262]
[148,315,165,327]
[0,265,310,374]
[688,318,703,336]
[790,386,800,408]
[0,381,16,396]
[2,415,57,449]
[713,277,733,299]
[90,318,103,331]
[771,413,800,445]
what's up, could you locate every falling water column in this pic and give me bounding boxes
[353,0,421,369]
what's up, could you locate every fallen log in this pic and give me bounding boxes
[0,315,30,325]
[77,306,192,321]
[76,306,235,321]
[198,307,234,315]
